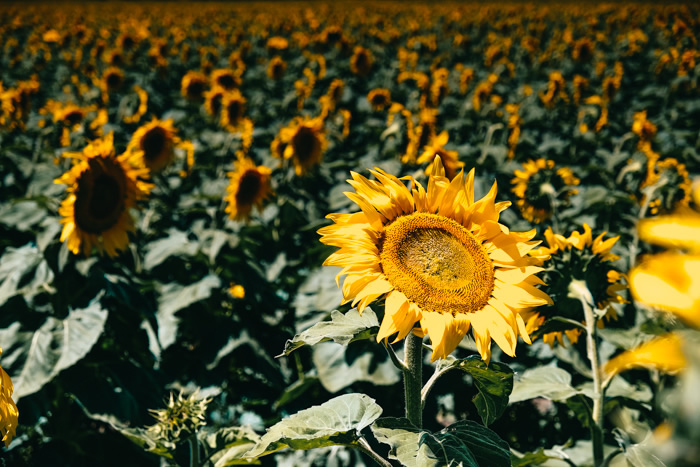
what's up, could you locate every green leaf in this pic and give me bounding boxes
[511,448,561,467]
[244,393,382,459]
[118,427,174,460]
[199,426,261,466]
[156,274,221,350]
[0,296,108,400]
[442,420,511,467]
[566,395,593,429]
[370,417,437,467]
[509,366,580,404]
[143,228,199,270]
[312,341,400,392]
[420,431,479,467]
[0,243,53,308]
[280,308,380,357]
[436,355,514,426]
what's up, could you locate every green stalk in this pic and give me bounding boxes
[403,333,423,428]
[189,435,200,467]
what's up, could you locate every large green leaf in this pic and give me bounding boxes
[312,341,400,392]
[419,431,479,467]
[371,417,438,467]
[244,393,382,459]
[0,296,108,399]
[435,355,514,426]
[509,366,580,404]
[199,426,261,466]
[280,308,380,357]
[156,274,221,350]
[143,228,200,270]
[441,420,511,467]
[0,243,53,308]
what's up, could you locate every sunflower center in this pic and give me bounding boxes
[106,72,122,89]
[141,127,168,162]
[216,74,236,90]
[292,126,316,163]
[74,159,126,234]
[380,212,494,315]
[235,170,262,206]
[187,80,205,98]
[227,100,242,124]
[64,110,84,126]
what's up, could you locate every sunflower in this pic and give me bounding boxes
[266,36,289,52]
[100,66,124,94]
[210,68,240,91]
[224,157,273,221]
[416,131,463,180]
[523,224,626,347]
[0,348,18,448]
[128,118,192,173]
[204,86,225,116]
[278,116,327,176]
[181,70,208,100]
[350,46,373,76]
[55,133,152,257]
[318,157,552,363]
[220,89,247,131]
[511,159,580,224]
[641,157,692,215]
[367,88,391,111]
[267,56,287,81]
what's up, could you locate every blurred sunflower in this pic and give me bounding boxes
[367,88,391,111]
[224,157,273,221]
[220,89,246,131]
[350,45,372,76]
[128,118,193,173]
[523,224,626,347]
[204,86,225,116]
[210,68,240,91]
[267,56,287,81]
[278,116,327,176]
[100,66,124,95]
[266,36,289,52]
[641,157,692,215]
[181,70,208,100]
[416,131,463,180]
[511,159,580,224]
[55,133,152,257]
[1,348,18,448]
[319,157,552,362]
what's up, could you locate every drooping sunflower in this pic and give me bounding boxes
[278,116,327,176]
[127,118,193,173]
[416,131,464,181]
[267,56,287,81]
[367,88,391,111]
[181,70,208,100]
[318,158,552,363]
[224,157,273,221]
[0,348,18,448]
[220,89,247,131]
[350,46,373,76]
[511,159,580,224]
[55,133,152,257]
[523,224,626,347]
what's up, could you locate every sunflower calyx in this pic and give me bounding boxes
[147,391,211,446]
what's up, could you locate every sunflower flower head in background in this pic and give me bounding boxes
[267,56,287,81]
[416,130,463,181]
[147,391,210,449]
[350,45,372,76]
[278,116,326,176]
[0,347,18,448]
[319,157,552,363]
[127,118,194,174]
[220,89,247,132]
[180,70,208,100]
[511,159,580,224]
[367,88,391,111]
[641,157,692,215]
[55,133,152,257]
[224,156,273,221]
[523,224,626,347]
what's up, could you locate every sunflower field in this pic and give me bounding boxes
[1,2,699,466]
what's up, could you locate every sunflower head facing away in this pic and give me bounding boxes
[224,157,273,221]
[128,118,181,173]
[319,157,552,363]
[55,133,152,257]
[511,159,580,224]
[524,224,626,346]
[279,116,327,176]
[0,347,18,448]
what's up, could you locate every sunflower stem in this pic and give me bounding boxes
[581,295,605,466]
[357,437,392,467]
[403,333,423,428]
[188,434,200,467]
